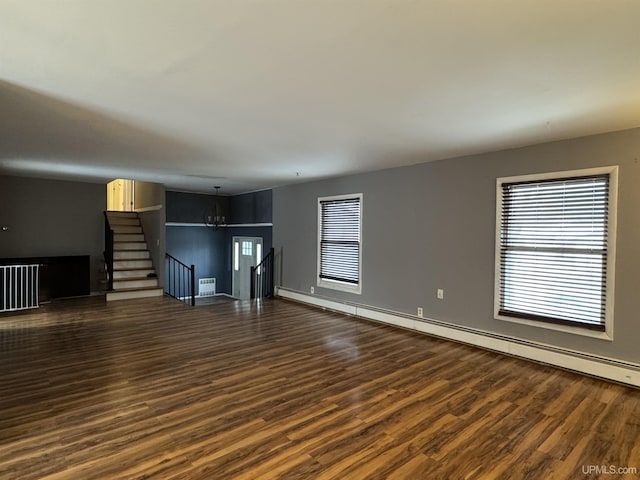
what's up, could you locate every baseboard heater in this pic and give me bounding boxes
[198,277,216,297]
[1,264,40,313]
[276,287,640,388]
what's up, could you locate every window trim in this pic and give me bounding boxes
[494,166,618,340]
[317,193,363,294]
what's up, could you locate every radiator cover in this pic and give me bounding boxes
[198,278,216,297]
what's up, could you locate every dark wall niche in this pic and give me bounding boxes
[165,189,273,296]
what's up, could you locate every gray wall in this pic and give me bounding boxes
[138,208,166,285]
[273,127,640,364]
[134,180,164,210]
[0,175,105,292]
[135,181,166,284]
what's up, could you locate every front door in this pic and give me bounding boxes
[232,236,263,300]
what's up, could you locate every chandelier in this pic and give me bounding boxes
[204,186,226,229]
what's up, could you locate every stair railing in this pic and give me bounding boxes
[250,247,275,299]
[103,212,114,291]
[165,253,195,306]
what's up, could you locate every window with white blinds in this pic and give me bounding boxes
[495,168,617,334]
[318,194,362,293]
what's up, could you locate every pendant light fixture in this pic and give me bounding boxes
[204,186,226,229]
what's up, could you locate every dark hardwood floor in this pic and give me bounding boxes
[0,296,638,479]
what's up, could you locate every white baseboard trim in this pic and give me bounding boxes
[180,293,235,301]
[276,287,640,388]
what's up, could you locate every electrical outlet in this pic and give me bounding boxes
[417,307,423,318]
[437,289,444,300]
[310,286,315,294]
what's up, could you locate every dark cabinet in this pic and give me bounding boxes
[0,255,90,302]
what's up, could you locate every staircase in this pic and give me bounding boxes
[105,211,163,301]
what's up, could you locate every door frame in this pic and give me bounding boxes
[106,179,135,211]
[231,236,263,300]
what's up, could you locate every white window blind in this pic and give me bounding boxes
[319,197,361,285]
[498,174,610,331]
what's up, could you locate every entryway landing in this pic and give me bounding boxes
[194,295,237,307]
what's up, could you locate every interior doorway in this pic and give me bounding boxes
[107,179,135,211]
[232,236,263,300]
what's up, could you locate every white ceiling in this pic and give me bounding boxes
[1,0,639,194]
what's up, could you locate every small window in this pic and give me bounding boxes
[242,241,252,256]
[495,167,617,337]
[256,243,262,275]
[317,193,363,294]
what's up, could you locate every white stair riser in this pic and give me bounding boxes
[106,288,163,301]
[111,226,143,234]
[114,251,150,260]
[114,234,145,242]
[113,278,158,289]
[114,259,153,269]
[113,269,155,279]
[114,242,147,250]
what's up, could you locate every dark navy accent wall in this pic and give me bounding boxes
[229,190,272,224]
[166,191,230,224]
[165,226,226,294]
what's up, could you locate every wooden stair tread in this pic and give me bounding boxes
[106,211,158,302]
[111,286,162,293]
[114,279,158,285]
[113,276,158,282]
[113,268,155,272]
